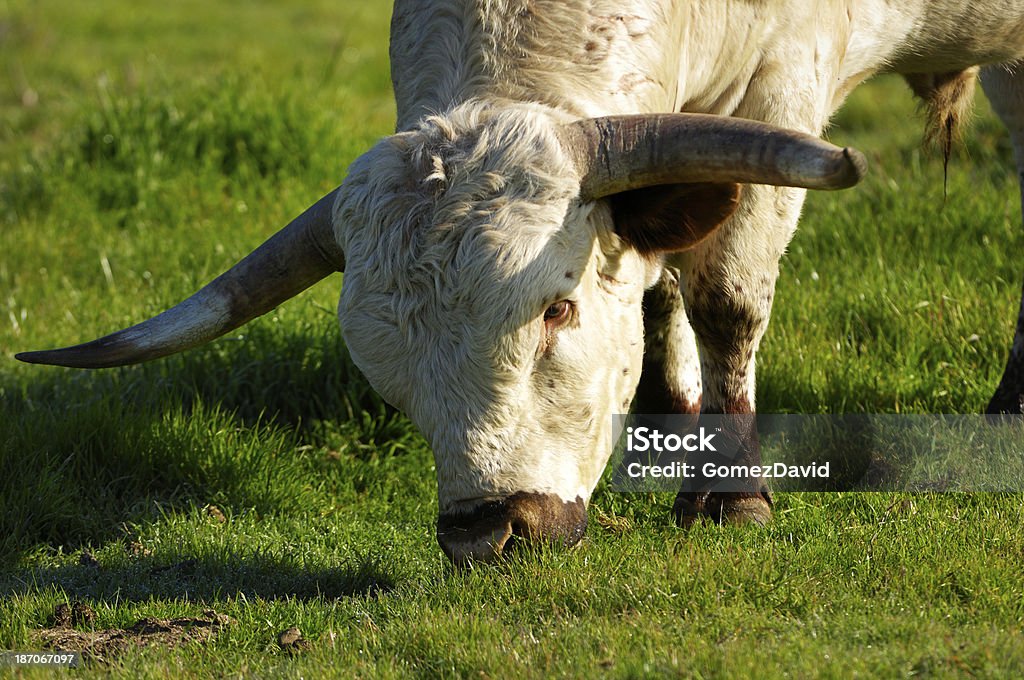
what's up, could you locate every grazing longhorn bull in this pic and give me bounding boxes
[18,1,1024,565]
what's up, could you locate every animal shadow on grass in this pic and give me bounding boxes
[757,368,948,415]
[2,324,409,569]
[1,550,394,603]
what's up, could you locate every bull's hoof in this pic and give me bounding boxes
[985,391,1024,417]
[673,489,772,528]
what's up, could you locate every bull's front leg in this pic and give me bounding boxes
[667,184,807,526]
[632,267,703,416]
[981,63,1024,415]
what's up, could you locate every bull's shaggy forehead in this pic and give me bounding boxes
[335,102,606,422]
[333,102,646,509]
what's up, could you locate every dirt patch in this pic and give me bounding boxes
[49,602,96,627]
[36,607,233,665]
[204,504,227,523]
[78,551,101,569]
[277,626,312,655]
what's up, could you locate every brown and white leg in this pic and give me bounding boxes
[632,267,702,416]
[981,62,1024,415]
[669,183,808,525]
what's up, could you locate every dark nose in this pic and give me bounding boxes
[436,492,587,565]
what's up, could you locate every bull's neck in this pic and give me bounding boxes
[390,0,1024,133]
[389,0,785,129]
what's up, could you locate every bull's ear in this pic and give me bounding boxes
[610,182,741,254]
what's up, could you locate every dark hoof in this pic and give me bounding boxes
[985,391,1024,417]
[673,489,773,528]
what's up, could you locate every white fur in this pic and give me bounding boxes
[336,103,650,509]
[332,1,1024,511]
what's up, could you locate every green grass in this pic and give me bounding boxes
[2,1,1023,677]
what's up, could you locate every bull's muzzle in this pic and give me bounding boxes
[436,492,587,566]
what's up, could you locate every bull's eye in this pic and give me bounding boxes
[543,300,574,330]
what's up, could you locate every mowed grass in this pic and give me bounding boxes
[1,1,1023,677]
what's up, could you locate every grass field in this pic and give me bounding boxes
[2,1,1023,677]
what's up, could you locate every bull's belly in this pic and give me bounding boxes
[884,0,1024,74]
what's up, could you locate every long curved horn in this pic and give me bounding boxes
[16,189,344,368]
[559,114,867,199]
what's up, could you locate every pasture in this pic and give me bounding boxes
[2,1,1023,676]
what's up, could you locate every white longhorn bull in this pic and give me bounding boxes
[18,1,1024,565]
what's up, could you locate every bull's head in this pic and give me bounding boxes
[18,103,864,564]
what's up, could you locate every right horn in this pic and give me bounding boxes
[559,113,867,200]
[16,188,345,369]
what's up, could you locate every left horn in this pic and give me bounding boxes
[559,113,867,199]
[16,189,344,368]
